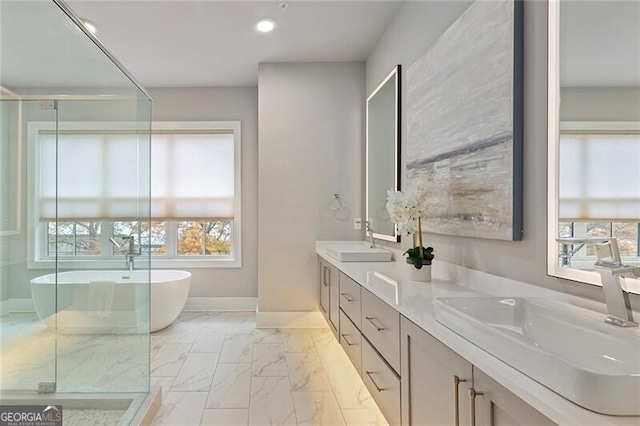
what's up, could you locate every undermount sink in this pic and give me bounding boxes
[435,297,640,415]
[326,245,392,262]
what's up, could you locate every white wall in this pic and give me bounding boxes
[150,87,258,298]
[365,1,630,305]
[258,62,365,312]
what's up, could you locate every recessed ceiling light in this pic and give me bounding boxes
[256,19,275,33]
[81,18,97,34]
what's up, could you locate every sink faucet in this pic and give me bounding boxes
[364,220,376,249]
[558,237,639,327]
[109,235,141,270]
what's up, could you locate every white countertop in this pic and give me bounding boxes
[316,241,639,426]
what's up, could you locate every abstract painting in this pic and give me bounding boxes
[406,0,523,240]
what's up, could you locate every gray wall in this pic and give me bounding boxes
[365,1,628,304]
[150,87,259,298]
[258,62,364,312]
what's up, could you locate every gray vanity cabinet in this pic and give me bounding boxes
[318,257,340,335]
[319,259,330,318]
[472,368,556,426]
[400,316,473,426]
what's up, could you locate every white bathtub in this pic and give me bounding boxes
[30,270,191,333]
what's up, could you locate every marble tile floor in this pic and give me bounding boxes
[0,313,148,392]
[151,312,388,426]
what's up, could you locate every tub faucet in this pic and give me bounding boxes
[110,235,140,270]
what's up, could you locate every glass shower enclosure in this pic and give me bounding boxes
[1,0,152,421]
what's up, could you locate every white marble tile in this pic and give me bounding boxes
[286,352,332,392]
[253,329,286,344]
[151,343,192,377]
[201,409,249,426]
[208,313,256,331]
[175,312,222,327]
[248,376,296,425]
[314,332,350,365]
[340,408,389,426]
[323,362,376,410]
[281,329,316,354]
[171,352,220,391]
[93,362,148,391]
[152,391,207,425]
[292,392,346,425]
[206,363,252,409]
[192,328,227,353]
[151,376,175,398]
[152,325,200,344]
[219,334,253,363]
[252,344,288,377]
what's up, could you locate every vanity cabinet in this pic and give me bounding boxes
[339,309,362,374]
[472,368,556,426]
[318,258,339,334]
[362,337,401,425]
[400,316,472,426]
[338,272,362,328]
[361,288,401,374]
[401,316,556,426]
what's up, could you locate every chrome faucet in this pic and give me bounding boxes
[558,237,639,327]
[364,220,376,249]
[109,235,140,271]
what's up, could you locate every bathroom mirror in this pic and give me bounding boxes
[547,0,640,288]
[366,65,401,242]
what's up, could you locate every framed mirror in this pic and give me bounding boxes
[366,65,401,242]
[547,0,640,289]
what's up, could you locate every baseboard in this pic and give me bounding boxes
[255,310,328,328]
[0,298,34,315]
[183,297,257,312]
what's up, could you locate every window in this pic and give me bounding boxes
[557,122,640,268]
[29,121,241,268]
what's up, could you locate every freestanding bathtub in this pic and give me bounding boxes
[30,270,191,333]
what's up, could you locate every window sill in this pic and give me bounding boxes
[28,257,241,270]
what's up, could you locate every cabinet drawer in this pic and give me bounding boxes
[362,338,401,425]
[339,309,362,374]
[339,273,361,328]
[361,288,400,374]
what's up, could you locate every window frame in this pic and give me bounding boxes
[27,120,242,269]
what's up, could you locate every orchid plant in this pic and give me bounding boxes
[386,182,434,269]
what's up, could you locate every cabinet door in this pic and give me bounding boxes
[472,368,556,426]
[319,259,329,317]
[400,316,472,426]
[328,263,340,333]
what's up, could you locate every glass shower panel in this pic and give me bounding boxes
[1,0,152,403]
[54,97,151,393]
[0,98,58,392]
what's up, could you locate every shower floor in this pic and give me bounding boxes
[0,312,148,392]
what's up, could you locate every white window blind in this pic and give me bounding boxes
[151,132,234,220]
[559,132,640,220]
[37,129,235,221]
[38,132,149,220]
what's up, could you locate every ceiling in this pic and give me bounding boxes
[64,0,404,88]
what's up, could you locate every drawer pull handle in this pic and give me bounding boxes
[341,293,354,302]
[365,317,385,331]
[365,371,385,392]
[341,333,355,346]
[453,376,467,426]
[469,388,484,426]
